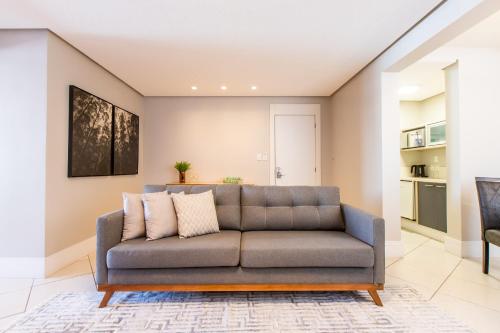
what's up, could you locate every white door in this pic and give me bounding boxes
[270,104,321,186]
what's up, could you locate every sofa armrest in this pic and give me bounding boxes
[96,210,124,285]
[342,203,385,284]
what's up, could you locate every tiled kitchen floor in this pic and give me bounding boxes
[1,231,500,332]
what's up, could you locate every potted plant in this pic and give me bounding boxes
[174,161,191,183]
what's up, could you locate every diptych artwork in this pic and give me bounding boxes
[68,85,139,177]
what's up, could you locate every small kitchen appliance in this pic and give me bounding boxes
[401,127,426,149]
[411,164,426,177]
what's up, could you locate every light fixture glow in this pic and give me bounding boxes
[251,85,258,90]
[398,85,420,95]
[191,86,198,91]
[220,85,227,90]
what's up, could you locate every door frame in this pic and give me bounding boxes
[269,104,321,185]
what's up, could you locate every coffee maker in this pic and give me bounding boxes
[411,164,426,177]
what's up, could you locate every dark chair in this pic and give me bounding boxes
[475,177,500,274]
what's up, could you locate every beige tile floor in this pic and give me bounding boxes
[1,230,499,332]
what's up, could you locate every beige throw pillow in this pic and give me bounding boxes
[172,190,220,238]
[142,192,179,240]
[122,193,145,241]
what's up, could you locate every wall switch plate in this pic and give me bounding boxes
[262,153,268,161]
[256,153,262,161]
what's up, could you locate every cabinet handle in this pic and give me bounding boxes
[436,185,446,188]
[424,184,434,187]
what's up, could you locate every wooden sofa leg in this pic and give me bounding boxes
[483,241,489,274]
[99,291,114,308]
[368,289,383,306]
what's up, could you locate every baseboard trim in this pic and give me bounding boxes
[444,236,463,257]
[462,240,500,258]
[0,235,96,278]
[445,237,500,258]
[402,220,445,242]
[45,235,96,276]
[385,240,404,258]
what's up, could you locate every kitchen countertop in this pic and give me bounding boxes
[400,176,447,184]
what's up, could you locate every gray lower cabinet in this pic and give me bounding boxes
[418,182,447,232]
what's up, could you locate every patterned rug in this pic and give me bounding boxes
[2,286,470,332]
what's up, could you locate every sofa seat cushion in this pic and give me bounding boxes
[107,230,241,269]
[240,231,374,268]
[485,229,500,245]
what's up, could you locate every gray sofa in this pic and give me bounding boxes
[96,185,385,307]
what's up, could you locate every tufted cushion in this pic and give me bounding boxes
[144,184,241,230]
[241,186,344,231]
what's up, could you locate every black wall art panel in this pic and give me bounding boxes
[113,107,139,175]
[68,85,139,177]
[68,86,113,177]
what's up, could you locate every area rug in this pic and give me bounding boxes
[2,286,470,332]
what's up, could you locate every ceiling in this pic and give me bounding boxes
[398,59,448,101]
[0,0,441,96]
[398,7,500,102]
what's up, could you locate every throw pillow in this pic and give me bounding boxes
[172,190,220,238]
[121,192,145,241]
[142,191,179,240]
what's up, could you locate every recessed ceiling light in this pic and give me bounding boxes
[220,85,227,91]
[251,85,258,90]
[191,86,198,91]
[398,85,420,95]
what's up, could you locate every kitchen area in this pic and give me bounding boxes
[398,61,448,241]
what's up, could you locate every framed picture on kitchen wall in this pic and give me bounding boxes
[113,106,139,175]
[68,85,113,177]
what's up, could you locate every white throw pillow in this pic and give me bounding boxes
[122,192,145,241]
[172,190,220,238]
[142,192,179,240]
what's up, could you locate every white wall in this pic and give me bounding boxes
[420,93,446,124]
[455,48,500,247]
[400,93,445,130]
[330,66,383,215]
[143,97,332,186]
[445,63,462,246]
[399,101,421,130]
[1,30,144,277]
[329,0,494,256]
[0,30,47,264]
[45,33,144,259]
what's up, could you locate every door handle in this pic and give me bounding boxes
[276,167,284,179]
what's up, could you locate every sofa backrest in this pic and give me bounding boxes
[143,184,241,230]
[240,185,344,231]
